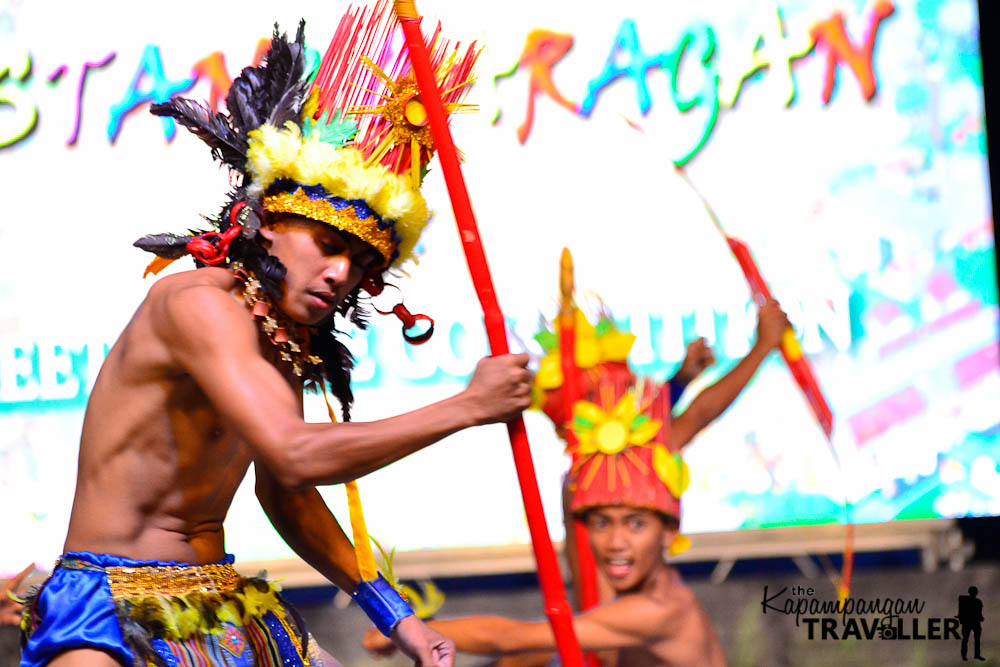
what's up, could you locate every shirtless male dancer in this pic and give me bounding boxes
[20,18,521,667]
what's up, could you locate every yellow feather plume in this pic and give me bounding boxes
[246,124,430,267]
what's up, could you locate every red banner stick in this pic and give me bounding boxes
[559,249,602,667]
[726,237,834,438]
[392,2,583,662]
[675,166,853,597]
[675,166,835,439]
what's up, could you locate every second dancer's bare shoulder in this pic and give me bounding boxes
[642,568,727,667]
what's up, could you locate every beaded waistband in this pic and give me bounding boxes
[57,557,243,600]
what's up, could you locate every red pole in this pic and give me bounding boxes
[730,236,852,597]
[558,251,601,611]
[674,166,836,439]
[558,249,602,667]
[392,2,583,663]
[675,166,852,597]
[726,238,834,438]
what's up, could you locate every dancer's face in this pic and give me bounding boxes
[259,214,382,325]
[585,506,675,594]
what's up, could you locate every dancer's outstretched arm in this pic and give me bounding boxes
[672,300,789,448]
[364,593,682,657]
[159,281,533,490]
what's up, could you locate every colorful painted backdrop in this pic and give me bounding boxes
[0,0,995,572]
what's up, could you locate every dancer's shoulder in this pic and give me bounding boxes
[143,268,253,348]
[146,267,235,297]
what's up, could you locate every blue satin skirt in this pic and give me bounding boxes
[20,551,315,667]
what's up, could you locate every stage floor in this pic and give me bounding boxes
[1,562,997,666]
[295,562,1000,667]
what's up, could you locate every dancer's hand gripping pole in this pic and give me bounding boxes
[725,237,834,438]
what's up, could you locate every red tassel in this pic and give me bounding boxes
[186,224,242,266]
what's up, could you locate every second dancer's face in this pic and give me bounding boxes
[585,506,674,594]
[259,214,382,325]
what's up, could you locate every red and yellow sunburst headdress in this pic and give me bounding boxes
[566,376,689,526]
[532,285,690,546]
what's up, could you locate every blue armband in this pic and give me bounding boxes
[668,377,687,405]
[351,574,414,636]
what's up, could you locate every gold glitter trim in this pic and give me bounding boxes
[279,614,311,667]
[263,188,395,265]
[307,635,324,667]
[105,562,241,600]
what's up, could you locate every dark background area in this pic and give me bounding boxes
[964,0,1000,566]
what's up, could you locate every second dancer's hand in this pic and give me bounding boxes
[362,626,396,658]
[675,337,716,385]
[0,563,33,626]
[755,299,791,351]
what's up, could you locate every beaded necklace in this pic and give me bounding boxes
[234,264,323,378]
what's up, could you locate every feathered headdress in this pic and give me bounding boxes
[566,372,687,520]
[533,309,690,532]
[531,309,635,409]
[135,2,478,276]
[132,6,478,417]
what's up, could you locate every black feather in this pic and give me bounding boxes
[148,20,309,173]
[133,233,194,259]
[260,21,308,127]
[309,327,357,421]
[147,20,309,173]
[150,99,246,170]
[116,601,168,667]
[225,77,263,138]
[267,80,309,128]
